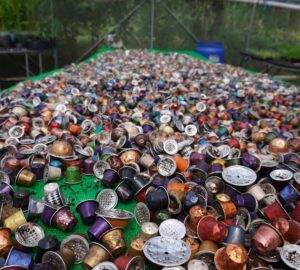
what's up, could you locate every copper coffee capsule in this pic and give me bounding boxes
[214,243,248,270]
[100,227,126,257]
[16,168,36,187]
[0,227,13,257]
[82,242,113,270]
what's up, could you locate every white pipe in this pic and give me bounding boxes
[228,0,300,11]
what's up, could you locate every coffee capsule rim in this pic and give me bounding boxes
[0,265,26,270]
[50,205,70,226]
[279,244,300,270]
[159,218,186,240]
[35,134,57,145]
[92,261,118,270]
[256,249,281,263]
[222,165,257,187]
[270,169,293,182]
[75,199,99,213]
[19,139,35,145]
[60,234,89,264]
[15,222,45,248]
[125,255,145,270]
[143,236,191,267]
[8,125,24,139]
[41,250,67,270]
[96,189,118,211]
[134,202,150,225]
[96,208,133,220]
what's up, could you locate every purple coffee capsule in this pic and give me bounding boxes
[82,158,96,175]
[233,193,258,213]
[129,174,151,195]
[189,152,205,165]
[0,182,14,196]
[102,169,120,188]
[76,199,99,225]
[30,163,45,181]
[41,204,57,226]
[88,216,112,241]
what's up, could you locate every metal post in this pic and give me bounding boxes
[150,0,155,48]
[76,0,146,63]
[38,52,43,74]
[161,1,199,43]
[25,51,30,78]
[53,48,58,69]
[245,0,258,52]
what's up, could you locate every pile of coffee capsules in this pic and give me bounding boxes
[0,49,299,270]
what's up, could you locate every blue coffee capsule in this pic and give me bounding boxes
[223,225,245,246]
[183,191,206,214]
[278,183,300,205]
[145,187,169,211]
[5,248,34,269]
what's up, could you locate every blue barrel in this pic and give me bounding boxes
[195,42,225,63]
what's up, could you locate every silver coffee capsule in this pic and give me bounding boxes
[185,125,197,136]
[279,244,300,270]
[93,160,111,179]
[143,236,191,267]
[134,202,150,225]
[222,165,257,187]
[27,197,45,220]
[158,157,176,177]
[93,262,118,270]
[15,222,45,247]
[8,125,24,138]
[163,139,178,155]
[270,169,293,181]
[159,219,186,240]
[96,189,118,211]
[188,259,209,270]
[61,234,89,264]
